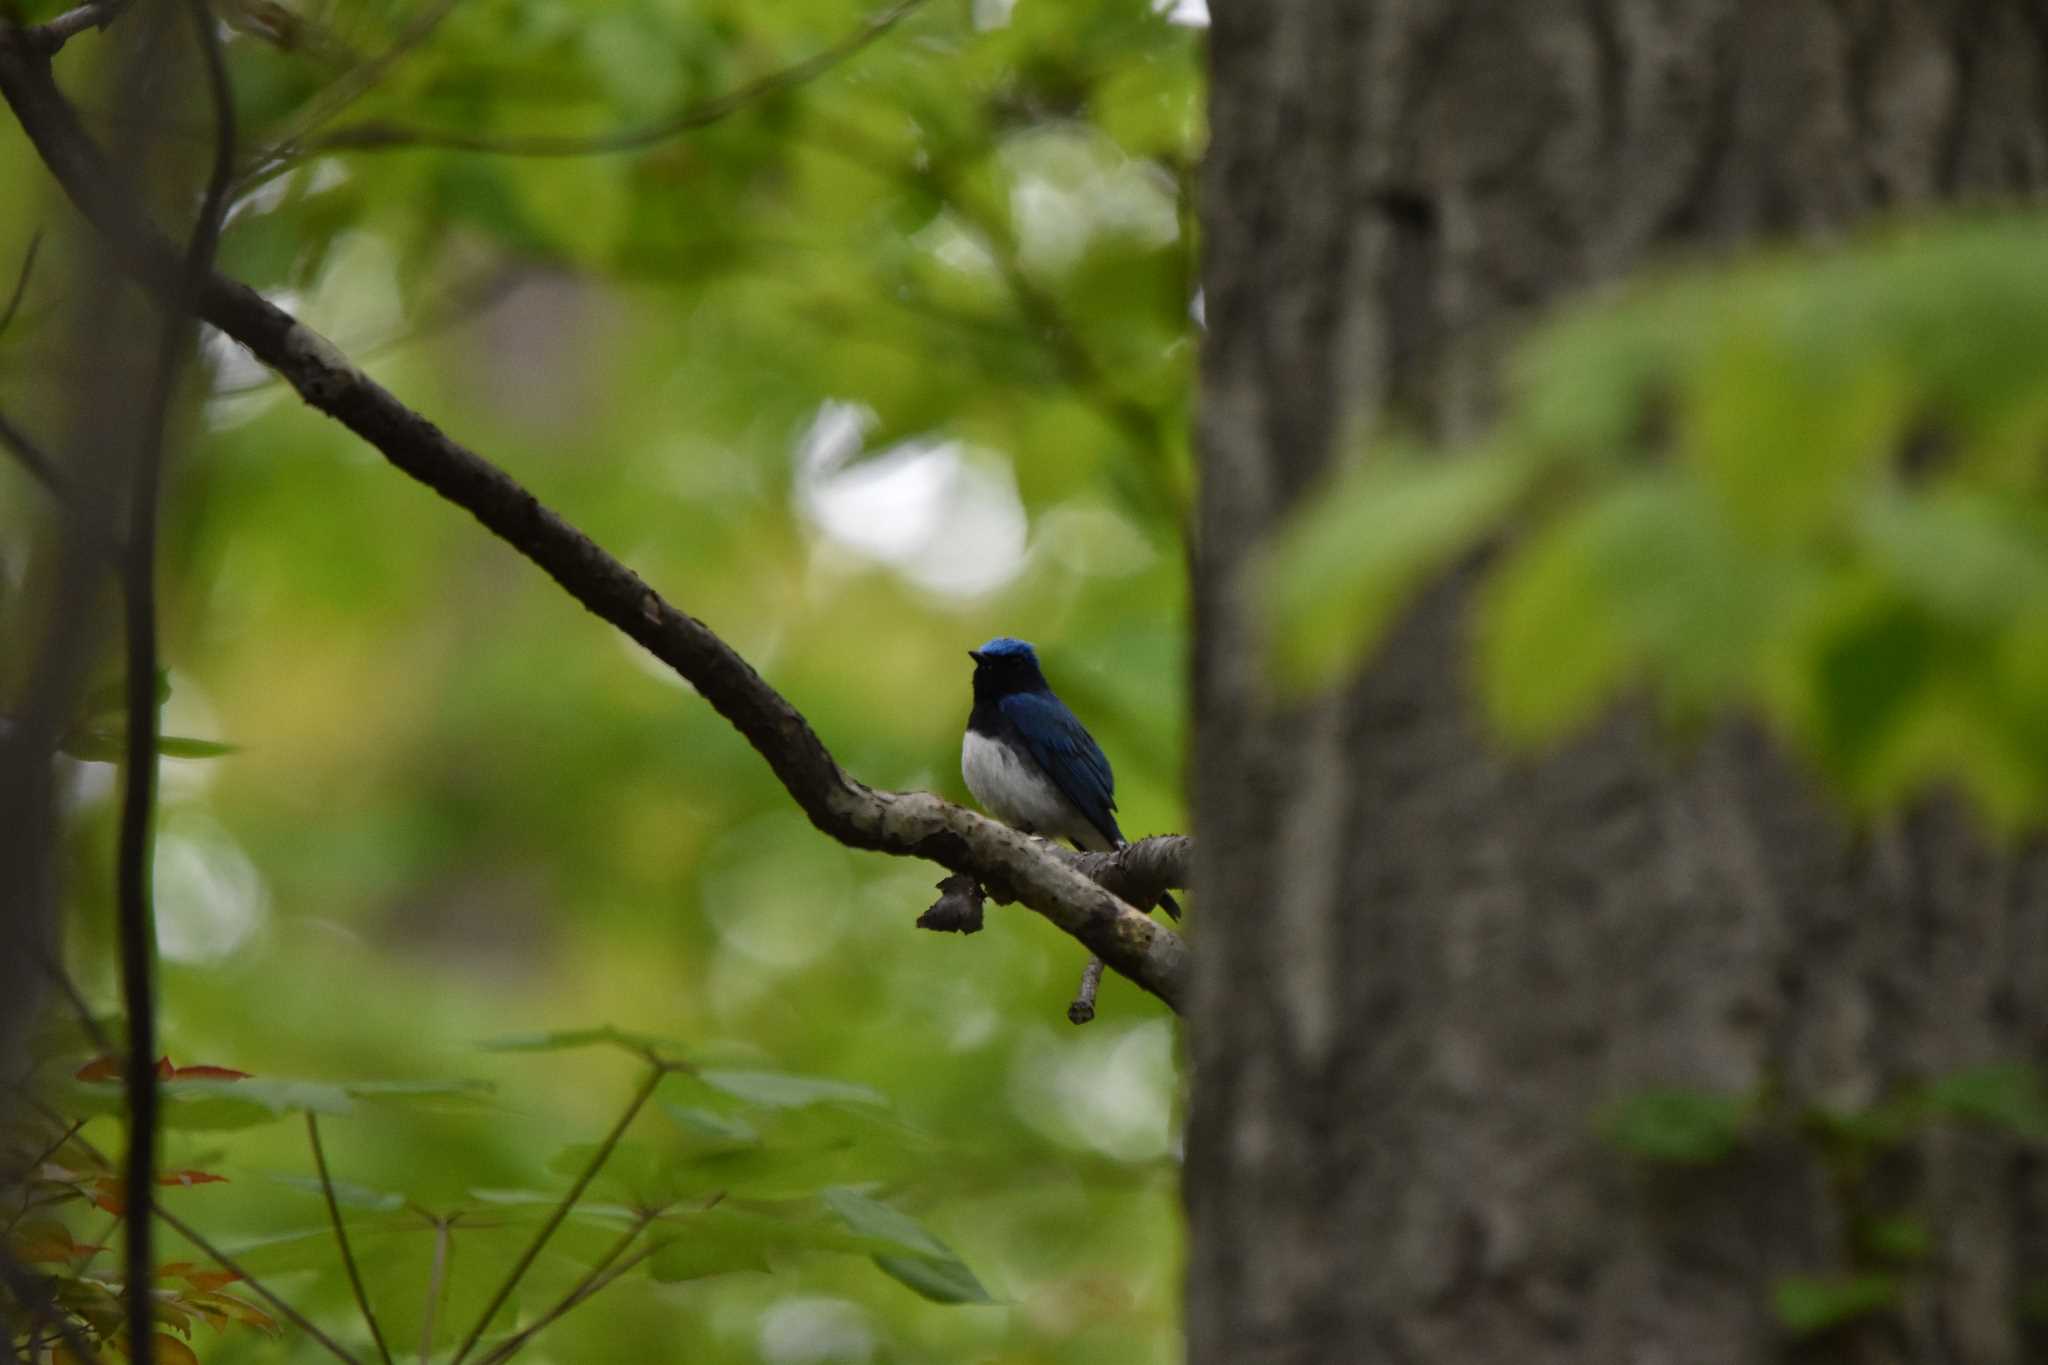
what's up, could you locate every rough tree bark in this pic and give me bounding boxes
[1190,4,2048,1363]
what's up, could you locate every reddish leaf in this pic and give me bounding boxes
[153,1334,200,1365]
[7,1218,98,1262]
[156,1170,229,1188]
[74,1055,252,1082]
[155,1300,195,1337]
[197,1290,280,1334]
[91,1176,126,1214]
[161,1261,241,1292]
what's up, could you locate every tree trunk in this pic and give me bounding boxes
[1189,4,2048,1362]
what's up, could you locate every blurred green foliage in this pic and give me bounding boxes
[1,0,1201,1359]
[1268,218,2048,828]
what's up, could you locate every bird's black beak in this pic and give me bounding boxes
[968,650,983,663]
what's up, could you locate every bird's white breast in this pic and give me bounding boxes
[962,731,1094,845]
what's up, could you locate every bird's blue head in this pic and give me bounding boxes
[969,636,1048,697]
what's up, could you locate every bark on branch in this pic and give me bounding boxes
[0,26,1192,1013]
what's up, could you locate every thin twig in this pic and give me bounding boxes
[471,1209,657,1365]
[0,404,131,566]
[233,0,466,191]
[19,0,129,57]
[417,1215,452,1365]
[154,1205,364,1365]
[0,226,40,336]
[307,1113,394,1365]
[21,1116,85,1175]
[1068,957,1105,1025]
[302,0,923,162]
[0,406,67,498]
[449,1064,666,1365]
[475,1239,665,1365]
[113,9,236,1364]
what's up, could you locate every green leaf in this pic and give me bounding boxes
[466,1188,642,1224]
[1922,1063,2048,1140]
[1263,447,1533,693]
[476,1026,685,1058]
[697,1070,886,1110]
[822,1187,993,1303]
[155,736,241,758]
[169,1079,356,1129]
[1600,1089,1753,1166]
[266,1172,407,1212]
[662,1104,760,1146]
[821,1187,951,1258]
[1858,1215,1931,1266]
[1683,322,1905,543]
[344,1078,497,1109]
[1478,493,1639,742]
[1856,491,2048,628]
[872,1251,995,1305]
[80,669,171,718]
[1771,1273,1899,1337]
[55,731,237,761]
[1482,479,1789,741]
[1811,601,1938,779]
[70,1077,355,1130]
[642,1200,899,1283]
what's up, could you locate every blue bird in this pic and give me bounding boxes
[962,637,1179,918]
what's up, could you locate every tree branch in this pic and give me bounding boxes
[16,0,129,57]
[0,24,1191,1013]
[110,8,235,1363]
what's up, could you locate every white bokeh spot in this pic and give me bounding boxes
[795,402,1028,598]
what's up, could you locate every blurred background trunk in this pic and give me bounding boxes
[1189,4,2048,1361]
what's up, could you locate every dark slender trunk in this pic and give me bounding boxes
[1189,4,2048,1361]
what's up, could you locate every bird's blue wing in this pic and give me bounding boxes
[998,690,1123,848]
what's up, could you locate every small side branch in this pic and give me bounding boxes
[0,226,40,335]
[18,0,129,57]
[1067,958,1105,1025]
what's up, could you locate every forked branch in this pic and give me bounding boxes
[0,23,1190,1013]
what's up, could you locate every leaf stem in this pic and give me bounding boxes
[307,1113,394,1365]
[471,1209,658,1365]
[417,1215,452,1365]
[449,1064,666,1364]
